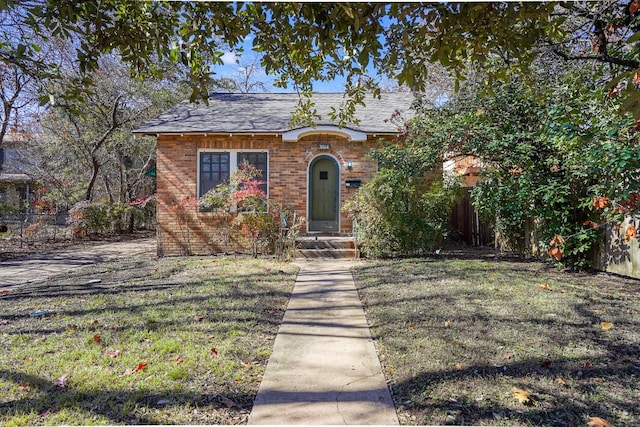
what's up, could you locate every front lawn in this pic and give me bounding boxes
[0,256,297,425]
[354,256,640,426]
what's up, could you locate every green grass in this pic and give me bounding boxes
[0,256,297,425]
[354,256,640,426]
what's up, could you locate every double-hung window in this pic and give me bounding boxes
[198,151,268,198]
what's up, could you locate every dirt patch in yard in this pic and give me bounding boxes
[0,231,155,262]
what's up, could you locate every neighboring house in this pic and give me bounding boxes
[444,154,481,187]
[0,141,33,216]
[134,92,415,256]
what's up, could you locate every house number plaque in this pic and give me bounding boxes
[318,144,331,150]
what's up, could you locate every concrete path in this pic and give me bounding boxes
[0,238,156,288]
[248,259,398,425]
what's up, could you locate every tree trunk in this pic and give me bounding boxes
[85,157,100,201]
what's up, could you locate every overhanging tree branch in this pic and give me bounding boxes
[551,48,640,69]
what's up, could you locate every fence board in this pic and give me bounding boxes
[449,188,492,247]
[597,215,640,279]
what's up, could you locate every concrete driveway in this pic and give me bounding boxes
[0,238,156,289]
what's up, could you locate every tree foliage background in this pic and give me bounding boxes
[4,1,640,132]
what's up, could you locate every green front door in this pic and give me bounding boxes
[309,156,339,232]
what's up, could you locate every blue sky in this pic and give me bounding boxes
[216,36,349,93]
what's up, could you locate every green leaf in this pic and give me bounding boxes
[627,30,640,44]
[16,43,26,57]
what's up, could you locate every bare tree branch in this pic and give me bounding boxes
[552,48,640,69]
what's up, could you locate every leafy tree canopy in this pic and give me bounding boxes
[3,1,640,124]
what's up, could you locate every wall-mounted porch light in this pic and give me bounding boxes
[347,160,353,170]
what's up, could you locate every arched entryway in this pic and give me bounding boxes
[308,155,340,232]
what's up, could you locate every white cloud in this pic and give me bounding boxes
[220,51,238,65]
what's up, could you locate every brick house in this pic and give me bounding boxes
[134,92,414,256]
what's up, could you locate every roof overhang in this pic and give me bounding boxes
[0,173,33,183]
[281,125,368,142]
[133,127,399,140]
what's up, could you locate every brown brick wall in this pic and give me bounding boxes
[156,133,395,256]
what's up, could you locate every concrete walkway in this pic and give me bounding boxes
[248,259,398,425]
[0,238,156,288]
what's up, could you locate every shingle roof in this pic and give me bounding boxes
[134,92,415,135]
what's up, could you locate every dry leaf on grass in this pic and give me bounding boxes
[512,387,531,405]
[133,363,147,373]
[587,416,612,427]
[600,321,613,330]
[538,283,552,291]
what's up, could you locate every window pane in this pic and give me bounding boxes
[238,152,268,195]
[200,152,230,197]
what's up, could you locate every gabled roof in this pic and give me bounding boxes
[134,92,415,136]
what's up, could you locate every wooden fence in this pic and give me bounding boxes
[449,188,493,247]
[596,215,640,279]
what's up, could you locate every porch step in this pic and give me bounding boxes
[295,236,358,259]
